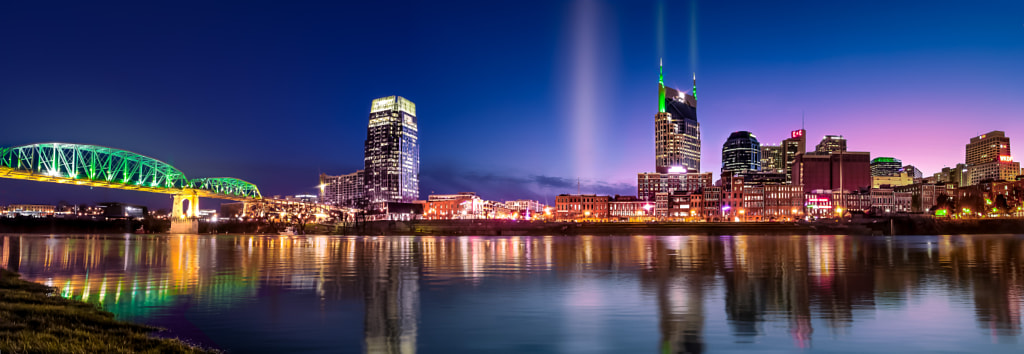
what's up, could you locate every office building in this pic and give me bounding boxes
[901,165,923,179]
[637,172,713,201]
[968,160,1021,185]
[814,135,847,154]
[793,151,871,193]
[966,131,1010,166]
[364,96,420,207]
[871,172,913,189]
[655,61,701,173]
[721,131,761,176]
[320,170,365,208]
[963,131,1015,185]
[760,144,784,173]
[870,157,903,177]
[783,129,807,183]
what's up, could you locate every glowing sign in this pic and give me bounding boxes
[667,166,687,173]
[791,129,805,139]
[1000,155,1012,162]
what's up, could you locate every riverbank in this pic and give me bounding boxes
[0,269,217,353]
[354,217,1024,236]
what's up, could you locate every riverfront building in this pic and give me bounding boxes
[319,170,365,208]
[364,96,420,207]
[555,194,610,221]
[637,172,713,201]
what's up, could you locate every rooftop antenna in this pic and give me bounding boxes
[801,110,805,130]
[577,178,581,195]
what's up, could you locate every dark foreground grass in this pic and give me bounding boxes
[0,269,219,354]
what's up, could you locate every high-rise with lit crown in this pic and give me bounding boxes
[364,96,419,207]
[654,60,700,173]
[721,131,761,176]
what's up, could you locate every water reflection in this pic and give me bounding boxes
[1,234,1022,352]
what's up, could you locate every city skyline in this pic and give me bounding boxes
[1,1,1023,207]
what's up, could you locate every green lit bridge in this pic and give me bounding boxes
[0,143,347,231]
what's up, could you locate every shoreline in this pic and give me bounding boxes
[0,268,218,353]
[1,216,1022,237]
[354,217,1024,236]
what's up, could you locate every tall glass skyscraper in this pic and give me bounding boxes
[364,96,419,206]
[654,60,700,173]
[721,131,761,176]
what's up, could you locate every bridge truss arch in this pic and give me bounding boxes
[0,142,263,200]
[0,143,189,189]
[189,178,262,199]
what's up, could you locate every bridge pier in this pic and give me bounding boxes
[169,193,199,234]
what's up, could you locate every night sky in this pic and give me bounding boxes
[1,1,1023,209]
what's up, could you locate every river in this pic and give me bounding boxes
[1,234,1021,353]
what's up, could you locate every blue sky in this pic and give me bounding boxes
[1,1,1022,208]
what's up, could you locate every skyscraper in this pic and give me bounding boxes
[364,96,419,207]
[965,131,1010,166]
[814,135,847,154]
[783,129,806,183]
[319,170,365,208]
[760,144,784,173]
[870,157,902,177]
[655,60,700,173]
[722,131,761,176]
[964,131,1016,185]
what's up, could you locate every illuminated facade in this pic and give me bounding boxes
[608,195,655,221]
[364,96,419,207]
[721,131,761,177]
[319,170,364,208]
[870,157,903,177]
[655,61,700,173]
[637,171,713,201]
[554,194,610,221]
[504,200,546,218]
[966,131,1010,166]
[783,129,806,183]
[814,135,847,154]
[760,144,784,173]
[968,160,1020,185]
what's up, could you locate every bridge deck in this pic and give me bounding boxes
[0,166,254,201]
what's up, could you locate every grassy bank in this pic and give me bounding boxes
[0,269,217,354]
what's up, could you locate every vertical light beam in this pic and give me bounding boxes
[689,0,698,75]
[570,0,599,181]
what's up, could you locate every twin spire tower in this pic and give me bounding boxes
[654,59,701,173]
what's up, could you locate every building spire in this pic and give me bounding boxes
[692,72,697,101]
[658,58,666,113]
[659,58,664,85]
